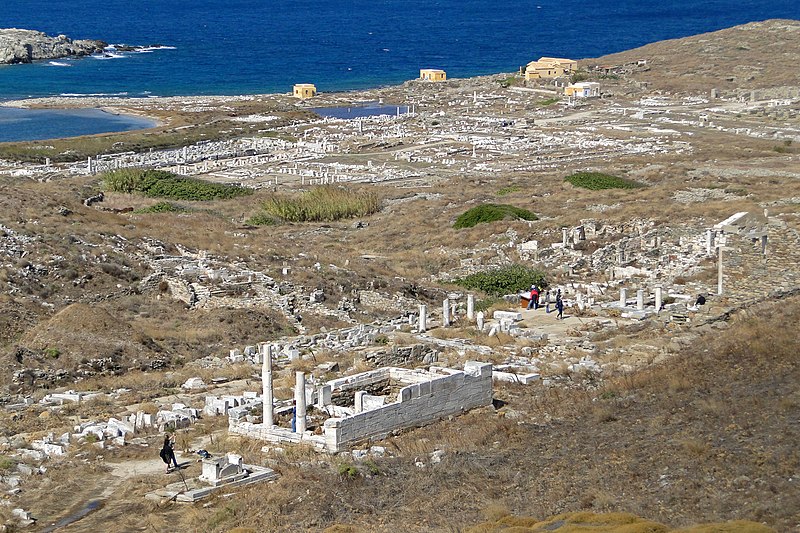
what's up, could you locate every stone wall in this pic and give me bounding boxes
[323,362,492,452]
[363,343,437,367]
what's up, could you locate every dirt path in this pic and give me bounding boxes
[101,458,167,497]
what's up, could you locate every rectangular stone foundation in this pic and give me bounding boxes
[230,361,493,453]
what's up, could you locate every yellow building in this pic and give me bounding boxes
[419,69,447,82]
[523,57,577,80]
[293,83,317,99]
[539,57,578,71]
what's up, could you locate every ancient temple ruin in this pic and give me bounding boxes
[229,348,493,452]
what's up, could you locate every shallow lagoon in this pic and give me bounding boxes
[0,107,156,142]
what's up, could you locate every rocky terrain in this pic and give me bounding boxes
[0,28,105,65]
[0,18,797,533]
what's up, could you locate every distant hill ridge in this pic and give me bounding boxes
[585,18,800,93]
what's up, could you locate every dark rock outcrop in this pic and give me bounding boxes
[0,28,106,65]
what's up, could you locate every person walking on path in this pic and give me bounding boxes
[556,294,564,320]
[526,285,540,310]
[160,433,179,473]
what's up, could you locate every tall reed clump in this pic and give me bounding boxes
[102,169,252,200]
[256,186,380,223]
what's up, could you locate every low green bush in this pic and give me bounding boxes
[44,347,60,359]
[260,186,379,223]
[133,201,188,214]
[338,463,359,478]
[496,185,522,196]
[102,169,251,201]
[0,455,16,471]
[453,204,537,229]
[245,212,279,226]
[453,265,547,296]
[565,172,643,190]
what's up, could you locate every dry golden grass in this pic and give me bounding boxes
[467,511,774,533]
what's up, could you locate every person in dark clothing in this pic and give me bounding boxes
[160,434,179,473]
[556,295,564,319]
[695,294,706,306]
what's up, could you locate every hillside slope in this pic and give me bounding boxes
[586,19,800,93]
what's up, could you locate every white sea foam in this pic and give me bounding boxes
[135,45,177,52]
[93,52,126,60]
[47,61,72,67]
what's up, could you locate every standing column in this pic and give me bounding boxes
[467,294,475,321]
[761,234,768,256]
[261,345,273,427]
[418,305,427,333]
[562,228,569,246]
[655,287,663,312]
[620,288,627,307]
[717,243,724,296]
[87,156,94,174]
[706,230,714,256]
[636,289,644,310]
[442,299,450,327]
[294,371,307,434]
[476,311,485,331]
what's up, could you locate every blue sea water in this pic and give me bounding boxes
[0,107,156,142]
[0,0,798,101]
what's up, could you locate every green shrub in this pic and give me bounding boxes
[453,265,547,296]
[453,204,537,229]
[102,169,251,201]
[537,98,560,107]
[0,456,15,471]
[564,172,643,190]
[570,71,589,84]
[44,347,60,359]
[497,76,520,88]
[474,296,503,312]
[245,212,279,226]
[338,463,359,478]
[260,186,379,223]
[133,201,188,214]
[496,185,522,196]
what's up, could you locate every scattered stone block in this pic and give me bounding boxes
[182,377,206,390]
[493,310,522,321]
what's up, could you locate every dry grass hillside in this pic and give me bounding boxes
[0,19,799,532]
[39,294,797,532]
[586,19,800,93]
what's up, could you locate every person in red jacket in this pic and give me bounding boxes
[526,285,540,310]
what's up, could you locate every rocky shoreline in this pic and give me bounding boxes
[0,28,106,65]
